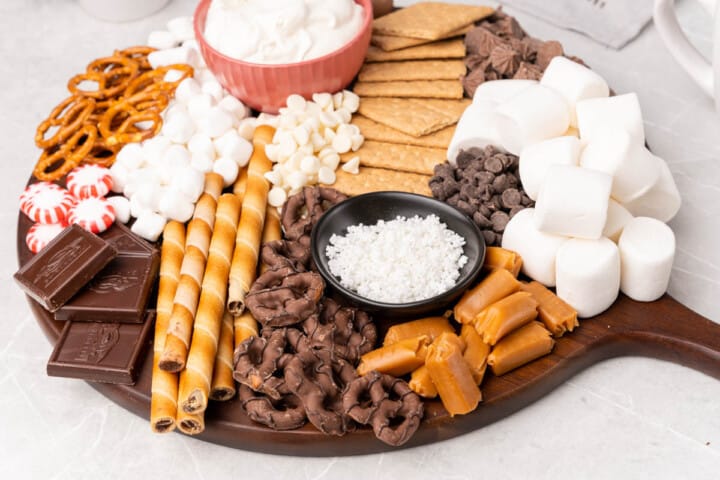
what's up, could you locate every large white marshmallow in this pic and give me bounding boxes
[540,56,609,127]
[447,100,503,165]
[494,84,571,155]
[501,208,569,286]
[602,199,634,243]
[622,156,681,223]
[556,237,620,318]
[518,136,582,200]
[576,93,645,146]
[579,128,660,203]
[472,79,537,105]
[618,217,675,302]
[534,164,612,239]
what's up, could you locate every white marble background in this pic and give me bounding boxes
[2,0,719,478]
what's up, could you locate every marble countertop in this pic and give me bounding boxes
[2,0,719,478]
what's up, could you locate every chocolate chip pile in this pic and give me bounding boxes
[462,9,583,97]
[430,146,534,246]
[234,186,424,446]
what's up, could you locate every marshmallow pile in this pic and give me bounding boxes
[261,91,363,208]
[449,56,681,317]
[110,16,255,241]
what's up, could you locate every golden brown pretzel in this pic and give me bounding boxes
[115,46,156,70]
[103,107,163,146]
[35,95,96,149]
[34,124,97,181]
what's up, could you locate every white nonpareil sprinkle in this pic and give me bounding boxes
[326,215,468,303]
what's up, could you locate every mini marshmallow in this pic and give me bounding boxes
[619,217,676,302]
[268,186,288,207]
[175,78,202,104]
[622,156,681,223]
[131,211,167,242]
[495,84,571,155]
[187,93,214,121]
[109,163,129,194]
[237,117,257,141]
[147,30,178,50]
[163,68,187,84]
[115,143,145,170]
[166,16,195,43]
[198,107,233,138]
[286,94,307,112]
[148,46,199,69]
[602,199,634,243]
[132,183,162,213]
[190,152,214,173]
[472,79,537,105]
[172,167,205,203]
[534,165,612,239]
[447,100,503,165]
[539,56,609,127]
[216,132,253,166]
[142,135,172,164]
[202,79,224,102]
[576,93,645,145]
[218,95,247,120]
[579,128,660,203]
[556,237,620,318]
[106,195,131,224]
[213,156,240,187]
[130,192,154,219]
[162,110,195,144]
[187,133,216,159]
[519,136,581,200]
[158,188,195,223]
[502,208,569,286]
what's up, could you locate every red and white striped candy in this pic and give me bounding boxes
[20,182,75,224]
[66,164,113,199]
[68,197,116,233]
[25,222,67,254]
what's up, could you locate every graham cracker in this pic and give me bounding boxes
[340,141,446,175]
[372,24,473,51]
[414,98,472,120]
[329,166,432,197]
[366,39,466,62]
[372,3,494,40]
[351,115,456,149]
[354,80,464,99]
[358,60,466,82]
[358,97,456,137]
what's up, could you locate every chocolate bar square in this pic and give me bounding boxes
[14,224,117,312]
[46,312,154,385]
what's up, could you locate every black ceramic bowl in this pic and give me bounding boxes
[311,191,486,317]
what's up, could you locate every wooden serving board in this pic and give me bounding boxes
[17,212,720,456]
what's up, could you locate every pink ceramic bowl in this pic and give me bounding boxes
[194,0,373,114]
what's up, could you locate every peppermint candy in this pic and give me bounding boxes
[66,164,113,199]
[68,197,115,233]
[20,182,75,224]
[25,222,67,254]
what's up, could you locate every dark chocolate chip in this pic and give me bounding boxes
[446,193,460,206]
[473,212,492,229]
[501,188,522,208]
[485,156,504,174]
[490,211,510,233]
[482,230,498,246]
[456,200,475,217]
[477,171,495,185]
[492,174,510,193]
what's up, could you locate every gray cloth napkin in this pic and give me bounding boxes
[499,0,654,49]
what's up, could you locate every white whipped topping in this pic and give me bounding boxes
[204,0,365,64]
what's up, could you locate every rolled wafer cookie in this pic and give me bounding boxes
[233,311,259,351]
[233,165,248,199]
[209,310,236,401]
[150,220,185,433]
[227,125,274,315]
[159,173,224,373]
[176,409,205,435]
[178,193,242,414]
[260,207,282,274]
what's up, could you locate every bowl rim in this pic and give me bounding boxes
[193,0,374,70]
[311,191,487,310]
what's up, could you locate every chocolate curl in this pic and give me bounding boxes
[260,207,282,274]
[159,173,224,372]
[227,125,274,315]
[210,310,236,401]
[150,220,185,433]
[234,311,259,351]
[178,193,242,414]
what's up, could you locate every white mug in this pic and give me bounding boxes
[77,0,170,22]
[654,0,720,109]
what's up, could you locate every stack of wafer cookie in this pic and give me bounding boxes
[336,2,494,197]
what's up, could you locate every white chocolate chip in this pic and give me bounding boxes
[286,94,307,112]
[342,90,360,113]
[318,166,336,184]
[268,186,288,207]
[300,155,320,175]
[332,134,352,154]
[321,153,341,170]
[351,133,365,152]
[292,125,311,146]
[237,117,257,140]
[312,92,333,110]
[333,92,344,109]
[341,156,361,174]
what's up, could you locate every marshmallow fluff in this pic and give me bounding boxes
[204,0,365,64]
[494,84,571,155]
[618,217,676,302]
[555,237,620,318]
[534,164,612,239]
[518,136,581,200]
[447,100,503,165]
[501,208,568,287]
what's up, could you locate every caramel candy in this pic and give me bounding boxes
[460,324,490,385]
[357,335,430,377]
[487,321,555,376]
[409,365,438,398]
[383,316,455,346]
[520,281,578,337]
[425,332,480,416]
[454,268,521,324]
[474,291,538,346]
[484,246,523,277]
